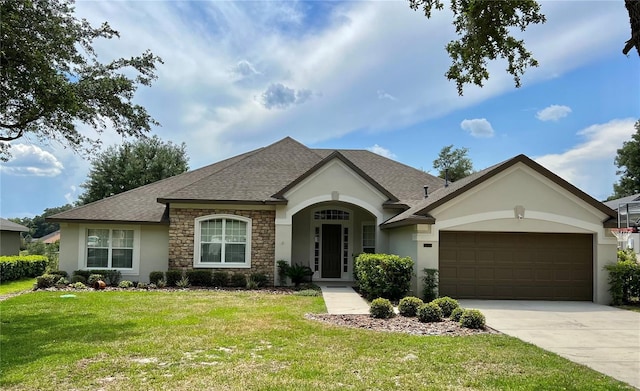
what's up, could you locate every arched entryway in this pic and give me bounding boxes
[291,201,377,281]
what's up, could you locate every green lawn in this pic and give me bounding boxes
[617,304,640,313]
[0,278,35,295]
[0,290,632,390]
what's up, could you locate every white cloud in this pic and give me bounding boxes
[460,118,495,138]
[535,118,636,200]
[377,90,397,101]
[536,105,572,121]
[0,144,64,177]
[69,0,628,168]
[367,144,396,159]
[64,185,79,204]
[231,60,261,79]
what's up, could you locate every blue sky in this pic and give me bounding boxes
[1,0,638,219]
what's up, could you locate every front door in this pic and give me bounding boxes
[322,224,341,278]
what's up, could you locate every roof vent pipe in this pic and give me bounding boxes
[445,168,449,187]
[423,186,429,198]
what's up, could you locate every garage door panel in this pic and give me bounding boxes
[439,231,593,301]
[477,268,494,280]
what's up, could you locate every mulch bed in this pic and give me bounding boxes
[305,313,497,336]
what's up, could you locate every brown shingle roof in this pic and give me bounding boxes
[158,137,322,204]
[49,137,443,224]
[0,218,29,232]
[48,148,263,224]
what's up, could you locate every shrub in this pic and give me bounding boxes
[55,277,68,286]
[78,270,121,286]
[101,270,121,286]
[87,274,104,286]
[354,253,414,300]
[432,296,460,317]
[422,268,439,302]
[294,289,321,297]
[36,274,57,289]
[149,271,165,285]
[618,248,638,263]
[49,270,68,278]
[156,279,167,288]
[165,270,183,287]
[417,302,443,323]
[0,255,48,282]
[71,281,87,289]
[118,280,134,288]
[249,272,268,287]
[277,260,288,285]
[186,269,212,287]
[70,275,87,284]
[176,276,190,289]
[460,309,486,329]
[212,271,229,287]
[450,306,465,322]
[281,263,313,287]
[137,282,148,289]
[369,298,395,319]
[605,260,640,305]
[246,278,258,290]
[398,296,424,317]
[73,270,92,280]
[230,273,247,288]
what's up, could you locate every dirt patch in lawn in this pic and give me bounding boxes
[305,313,497,336]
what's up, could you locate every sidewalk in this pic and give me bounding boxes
[318,285,370,314]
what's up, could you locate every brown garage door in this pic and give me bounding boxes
[439,231,593,300]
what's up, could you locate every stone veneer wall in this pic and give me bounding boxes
[169,208,276,285]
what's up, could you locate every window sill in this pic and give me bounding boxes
[194,263,251,269]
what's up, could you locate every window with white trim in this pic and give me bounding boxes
[86,228,134,268]
[194,215,251,268]
[362,224,376,254]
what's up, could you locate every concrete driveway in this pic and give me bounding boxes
[458,300,640,389]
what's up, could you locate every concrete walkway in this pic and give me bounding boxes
[319,284,369,314]
[459,300,640,389]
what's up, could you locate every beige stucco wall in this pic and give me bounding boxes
[0,231,22,256]
[58,223,169,282]
[405,164,617,304]
[138,225,170,282]
[276,158,390,281]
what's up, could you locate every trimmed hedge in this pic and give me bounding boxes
[354,253,414,300]
[165,270,183,287]
[149,271,165,285]
[460,309,486,329]
[73,269,121,286]
[432,296,459,317]
[0,255,48,282]
[370,298,395,319]
[186,269,212,287]
[398,296,424,317]
[605,260,640,305]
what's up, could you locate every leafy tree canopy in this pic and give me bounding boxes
[78,136,189,204]
[433,145,473,182]
[9,204,73,239]
[610,120,640,199]
[0,0,163,161]
[408,0,640,95]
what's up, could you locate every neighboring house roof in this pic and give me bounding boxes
[49,137,444,224]
[35,230,61,244]
[603,194,640,210]
[381,154,618,229]
[0,218,29,232]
